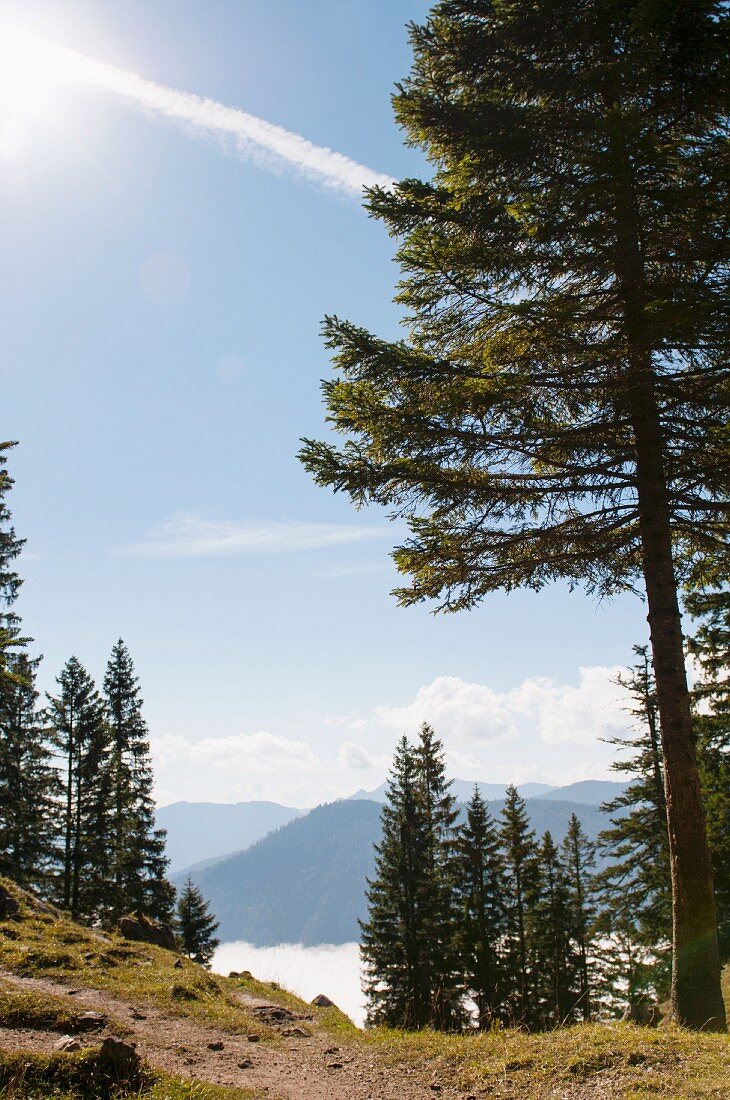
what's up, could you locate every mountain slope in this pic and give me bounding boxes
[157,800,303,874]
[183,797,613,945]
[178,800,382,945]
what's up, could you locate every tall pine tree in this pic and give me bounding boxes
[561,814,597,1022]
[0,442,25,683]
[0,653,59,891]
[500,786,539,1025]
[300,0,729,1028]
[103,639,173,922]
[530,832,577,1029]
[47,658,112,922]
[685,577,730,961]
[595,651,672,997]
[0,444,59,891]
[455,787,507,1027]
[414,723,463,1028]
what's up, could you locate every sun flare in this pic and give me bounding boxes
[0,29,76,157]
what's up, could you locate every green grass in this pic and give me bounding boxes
[0,1052,263,1100]
[0,879,354,1040]
[366,1020,730,1099]
[0,982,128,1036]
[0,882,269,1038]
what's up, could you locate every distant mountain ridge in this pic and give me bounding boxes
[157,800,304,874]
[175,793,618,946]
[347,778,625,806]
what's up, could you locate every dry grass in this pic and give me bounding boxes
[367,1016,730,1099]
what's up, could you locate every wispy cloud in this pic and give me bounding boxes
[119,513,386,558]
[4,30,394,196]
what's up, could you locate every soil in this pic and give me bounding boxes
[0,968,467,1100]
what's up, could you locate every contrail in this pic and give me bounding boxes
[2,30,394,196]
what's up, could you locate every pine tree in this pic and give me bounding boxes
[595,651,672,997]
[300,0,728,1029]
[103,639,173,922]
[685,579,730,961]
[530,832,577,1029]
[47,658,112,922]
[361,736,431,1028]
[455,787,507,1027]
[500,786,539,1025]
[0,442,26,684]
[0,653,60,891]
[176,877,219,967]
[560,814,596,1022]
[414,723,463,1028]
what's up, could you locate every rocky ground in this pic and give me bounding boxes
[0,968,467,1100]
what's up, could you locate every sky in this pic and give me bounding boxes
[1,0,654,808]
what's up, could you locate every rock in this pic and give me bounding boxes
[324,1047,340,1055]
[73,1011,107,1032]
[97,1037,141,1083]
[174,958,184,969]
[207,1041,224,1051]
[282,1026,310,1038]
[311,993,334,1008]
[327,1062,344,1070]
[247,1034,260,1043]
[622,996,663,1027]
[117,911,177,951]
[238,1058,254,1069]
[252,1004,299,1025]
[0,885,19,920]
[54,1036,82,1052]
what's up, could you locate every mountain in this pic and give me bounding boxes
[349,779,555,803]
[157,800,304,874]
[174,799,382,945]
[180,796,613,945]
[530,780,626,805]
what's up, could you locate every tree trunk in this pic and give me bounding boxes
[629,379,726,1030]
[613,147,725,1032]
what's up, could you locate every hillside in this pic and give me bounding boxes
[181,797,614,945]
[0,878,728,1100]
[157,801,304,874]
[176,800,382,945]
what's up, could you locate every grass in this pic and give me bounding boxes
[0,1052,263,1100]
[366,1018,730,1099]
[0,879,354,1040]
[0,982,128,1036]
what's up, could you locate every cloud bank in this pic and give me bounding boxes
[3,29,393,196]
[120,514,385,558]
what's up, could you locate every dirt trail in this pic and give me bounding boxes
[0,969,468,1100]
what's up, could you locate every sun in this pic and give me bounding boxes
[0,29,76,158]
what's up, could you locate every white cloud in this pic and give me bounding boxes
[119,514,385,559]
[374,667,630,749]
[155,730,319,775]
[375,675,518,743]
[2,30,393,196]
[506,666,627,745]
[337,740,383,771]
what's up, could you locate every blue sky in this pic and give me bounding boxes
[1,0,651,806]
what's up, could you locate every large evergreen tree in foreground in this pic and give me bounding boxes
[301,0,728,1029]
